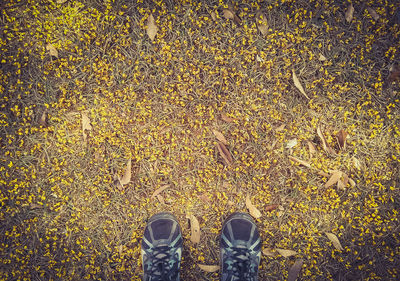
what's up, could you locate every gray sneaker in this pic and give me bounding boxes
[141,212,182,281]
[220,212,261,281]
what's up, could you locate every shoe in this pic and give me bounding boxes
[220,212,261,281]
[141,212,183,281]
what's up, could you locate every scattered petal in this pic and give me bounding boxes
[276,248,297,258]
[146,14,158,41]
[288,259,304,281]
[213,129,228,145]
[197,264,219,272]
[325,232,344,251]
[345,4,354,23]
[292,70,310,99]
[246,194,262,219]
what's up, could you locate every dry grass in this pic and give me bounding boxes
[1,0,399,280]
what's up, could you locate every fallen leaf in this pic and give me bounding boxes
[387,64,400,84]
[286,138,298,149]
[187,214,201,244]
[325,232,344,251]
[352,157,362,170]
[336,130,347,150]
[317,125,336,155]
[150,184,170,199]
[345,4,354,23]
[216,141,233,166]
[210,11,217,21]
[337,179,346,190]
[292,70,310,99]
[288,156,311,168]
[367,7,379,21]
[288,259,304,281]
[119,159,132,186]
[197,264,219,272]
[39,109,47,127]
[213,130,228,145]
[276,124,286,132]
[307,141,316,156]
[325,170,342,188]
[46,43,58,58]
[246,194,262,219]
[146,14,158,41]
[262,248,277,257]
[349,178,356,187]
[81,113,92,141]
[222,8,241,25]
[256,12,268,36]
[319,53,327,61]
[265,204,278,212]
[221,113,234,123]
[276,248,297,258]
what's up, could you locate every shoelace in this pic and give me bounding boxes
[145,246,179,281]
[224,247,258,281]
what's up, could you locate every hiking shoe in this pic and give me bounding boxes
[141,212,183,281]
[220,212,261,281]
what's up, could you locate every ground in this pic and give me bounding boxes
[0,0,399,280]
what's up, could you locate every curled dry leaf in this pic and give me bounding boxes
[246,194,262,219]
[325,170,342,188]
[222,8,241,25]
[213,129,228,145]
[265,204,278,212]
[120,159,132,186]
[187,214,200,244]
[345,4,354,23]
[276,248,297,258]
[288,259,304,281]
[367,7,379,21]
[216,141,233,166]
[146,14,158,41]
[81,113,92,141]
[317,125,336,156]
[336,129,347,150]
[262,248,277,257]
[288,156,311,168]
[256,12,268,36]
[292,70,310,99]
[46,43,58,58]
[325,232,344,251]
[150,184,170,199]
[39,109,48,127]
[307,141,316,156]
[197,264,219,272]
[221,113,234,123]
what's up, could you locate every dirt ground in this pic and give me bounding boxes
[1,0,399,280]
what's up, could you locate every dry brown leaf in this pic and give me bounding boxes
[288,156,311,168]
[222,8,235,19]
[325,232,344,251]
[46,43,58,58]
[292,70,310,99]
[262,248,277,257]
[308,141,316,156]
[265,204,278,212]
[345,4,354,23]
[325,170,342,188]
[317,125,336,155]
[210,11,217,21]
[352,157,362,170]
[276,248,297,258]
[81,113,92,141]
[197,264,219,272]
[213,130,228,145]
[39,109,47,127]
[246,194,262,219]
[150,184,170,199]
[256,12,268,36]
[216,141,233,166]
[367,7,379,21]
[337,179,346,190]
[146,14,158,41]
[276,124,286,132]
[120,159,132,186]
[288,259,304,281]
[221,113,234,123]
[187,214,200,244]
[318,53,327,61]
[349,178,356,187]
[336,130,347,150]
